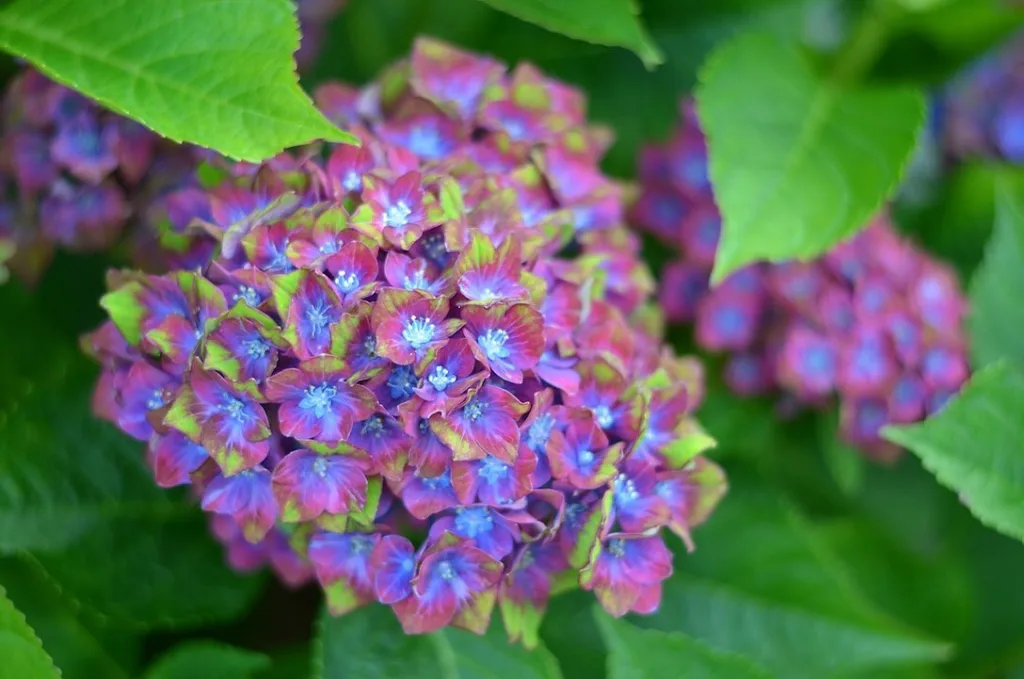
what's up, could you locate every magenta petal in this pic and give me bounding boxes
[399,467,459,519]
[615,535,673,585]
[371,534,416,604]
[200,468,279,542]
[307,531,379,594]
[148,431,208,487]
[272,449,368,522]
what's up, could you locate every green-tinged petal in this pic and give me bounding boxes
[662,420,717,469]
[270,270,305,321]
[570,491,613,571]
[164,385,201,440]
[438,176,465,221]
[99,281,146,346]
[430,417,477,461]
[684,458,728,528]
[349,204,385,245]
[348,477,383,529]
[315,513,349,533]
[501,597,543,650]
[453,589,497,635]
[324,580,363,616]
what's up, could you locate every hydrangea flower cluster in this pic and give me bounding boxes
[943,31,1024,162]
[84,39,726,643]
[0,67,198,283]
[632,101,971,458]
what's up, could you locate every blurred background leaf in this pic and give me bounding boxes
[633,477,949,678]
[596,614,773,678]
[142,641,269,679]
[470,0,663,67]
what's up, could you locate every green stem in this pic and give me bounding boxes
[829,3,897,85]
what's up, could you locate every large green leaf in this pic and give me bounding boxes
[0,285,262,628]
[470,0,662,67]
[635,481,948,678]
[596,614,772,679]
[540,590,607,679]
[968,181,1024,368]
[0,287,181,554]
[0,583,60,679]
[884,360,1024,544]
[30,515,263,629]
[314,603,562,679]
[814,519,972,643]
[435,625,563,679]
[313,605,446,679]
[696,32,924,282]
[0,558,139,679]
[0,0,354,161]
[144,642,269,679]
[946,507,1024,677]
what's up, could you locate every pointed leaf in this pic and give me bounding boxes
[968,180,1024,367]
[0,0,355,161]
[697,33,923,282]
[313,604,445,679]
[433,621,563,679]
[0,558,138,679]
[0,584,60,679]
[596,614,772,679]
[884,360,1024,543]
[471,0,662,68]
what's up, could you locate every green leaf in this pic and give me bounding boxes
[814,519,972,643]
[0,287,180,554]
[313,605,446,679]
[635,479,948,678]
[945,507,1024,676]
[0,558,139,679]
[884,360,1024,543]
[0,285,262,628]
[0,0,354,161]
[696,33,924,282]
[315,602,564,679]
[820,411,866,498]
[968,180,1024,367]
[470,0,662,68]
[596,614,772,679]
[540,590,607,679]
[30,514,263,629]
[0,583,60,679]
[144,642,269,679]
[434,624,564,679]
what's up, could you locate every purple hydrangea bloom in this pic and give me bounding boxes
[86,39,726,643]
[943,32,1024,162]
[0,67,202,284]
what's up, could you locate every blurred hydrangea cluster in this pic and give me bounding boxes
[0,67,202,284]
[632,101,971,458]
[84,39,726,642]
[943,31,1024,162]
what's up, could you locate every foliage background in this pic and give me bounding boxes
[3,0,1024,677]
